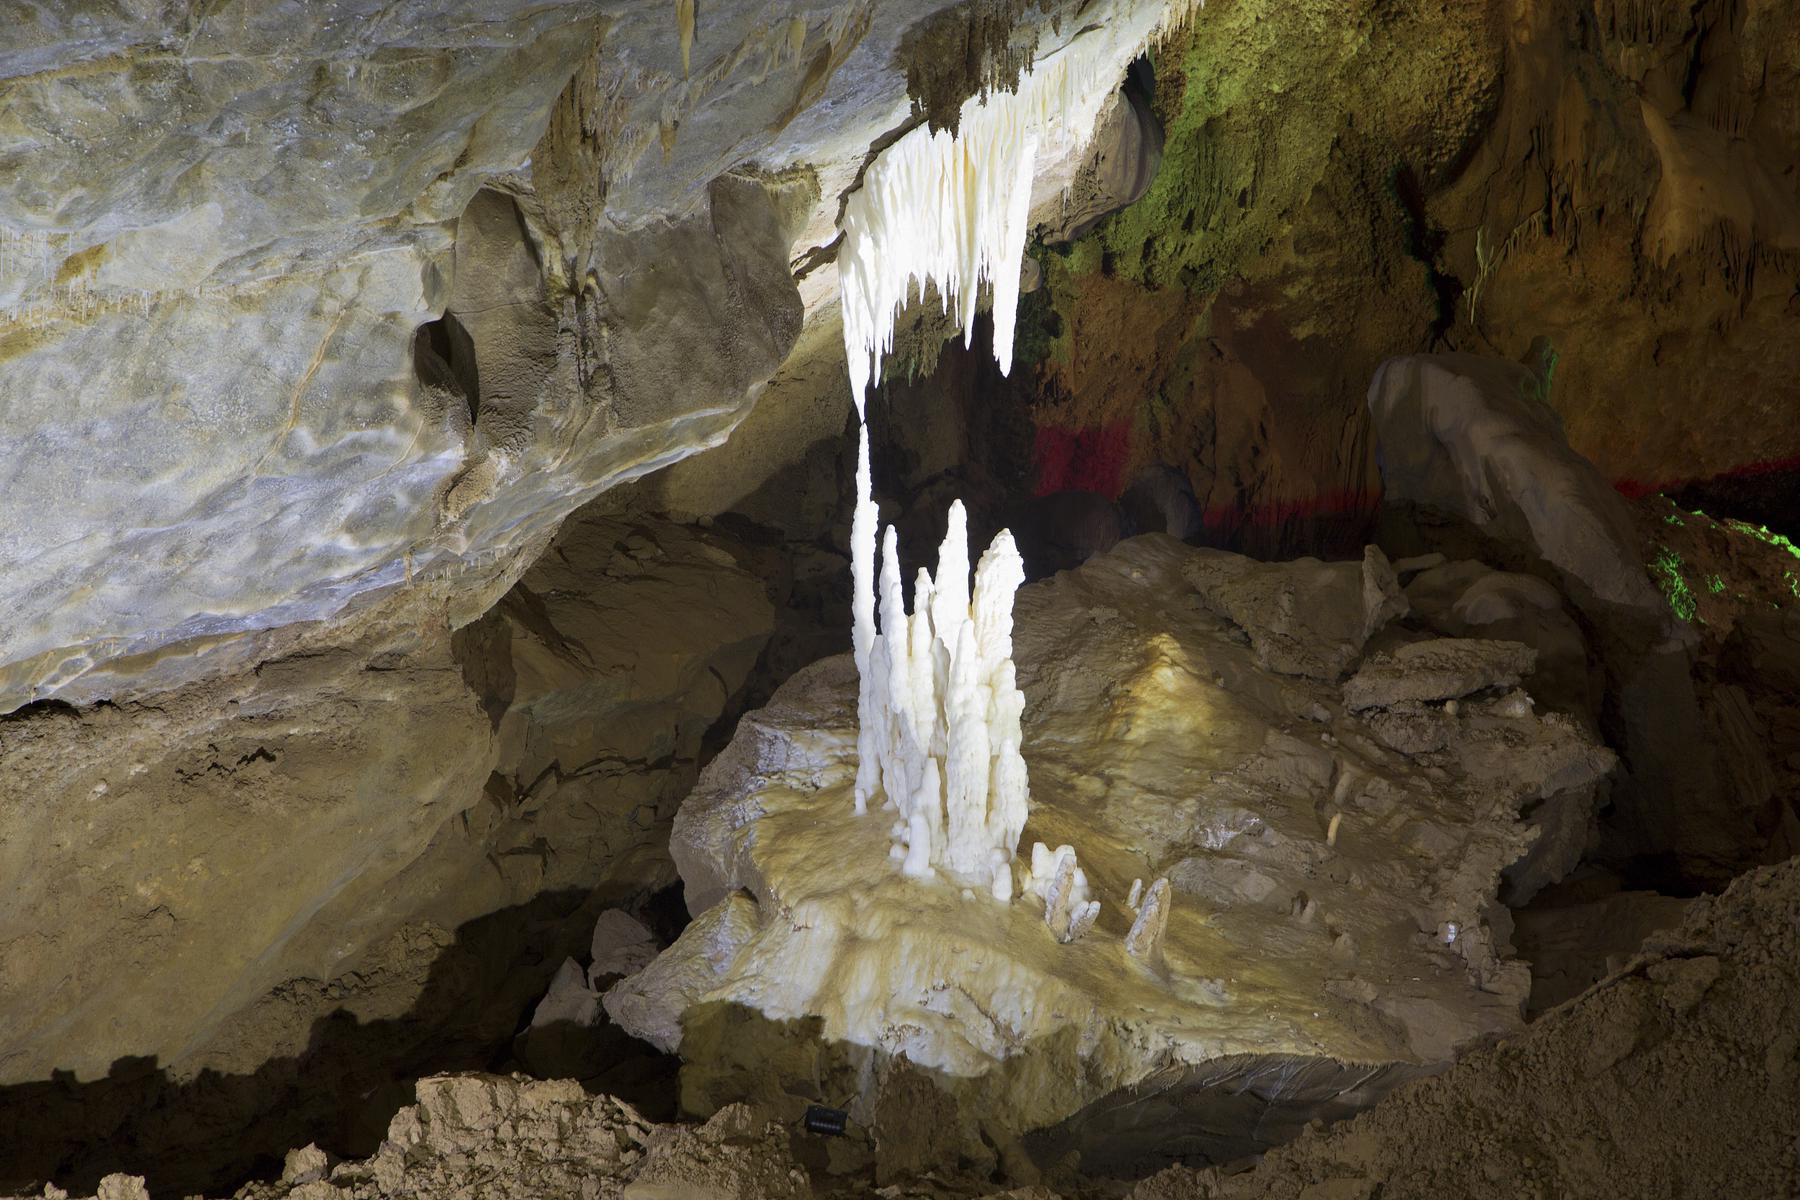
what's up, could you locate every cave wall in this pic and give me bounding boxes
[1011,0,1798,555]
[677,0,1796,561]
[0,505,778,1193]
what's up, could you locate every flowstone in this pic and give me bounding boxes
[609,535,1616,1169]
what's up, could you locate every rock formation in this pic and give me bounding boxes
[607,534,1614,1166]
[3,0,1797,1193]
[0,508,776,1190]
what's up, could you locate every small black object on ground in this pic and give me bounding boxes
[802,1104,849,1136]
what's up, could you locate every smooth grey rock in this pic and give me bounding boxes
[590,910,660,986]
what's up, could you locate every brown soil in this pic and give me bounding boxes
[1133,853,1800,1200]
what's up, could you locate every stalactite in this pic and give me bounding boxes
[835,0,1201,906]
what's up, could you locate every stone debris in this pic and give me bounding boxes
[1183,546,1408,680]
[1341,639,1537,712]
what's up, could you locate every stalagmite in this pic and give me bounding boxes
[1125,877,1171,961]
[1024,843,1101,942]
[834,4,1204,904]
[853,495,1032,898]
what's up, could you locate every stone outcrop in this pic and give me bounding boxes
[606,535,1614,1172]
[1183,546,1407,680]
[1365,351,1726,882]
[0,510,775,1192]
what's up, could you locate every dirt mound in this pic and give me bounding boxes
[1134,855,1800,1199]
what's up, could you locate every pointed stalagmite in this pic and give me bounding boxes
[1126,877,1172,961]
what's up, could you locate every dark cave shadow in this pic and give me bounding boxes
[0,887,682,1198]
[673,999,1434,1186]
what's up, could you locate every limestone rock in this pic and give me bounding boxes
[1183,545,1408,680]
[1369,354,1667,618]
[0,622,496,1088]
[0,509,777,1191]
[605,892,763,1055]
[1342,639,1538,711]
[1512,890,1693,1015]
[1042,64,1164,244]
[280,1146,331,1187]
[1404,560,1596,721]
[1367,352,1722,874]
[513,958,605,1079]
[626,536,1613,1169]
[623,1105,812,1200]
[590,910,661,986]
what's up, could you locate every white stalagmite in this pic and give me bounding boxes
[1024,843,1101,942]
[838,0,1203,901]
[856,494,1031,899]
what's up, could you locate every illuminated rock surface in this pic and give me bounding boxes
[0,510,775,1189]
[610,535,1615,1164]
[0,0,1192,713]
[14,856,1800,1198]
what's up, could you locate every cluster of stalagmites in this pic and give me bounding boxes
[849,427,1145,943]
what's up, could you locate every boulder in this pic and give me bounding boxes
[1183,545,1408,680]
[1368,352,1722,878]
[590,911,661,987]
[609,536,1614,1173]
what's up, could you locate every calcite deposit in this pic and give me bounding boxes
[608,534,1615,1167]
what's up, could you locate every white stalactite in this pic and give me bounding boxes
[836,1,1204,405]
[836,0,1203,902]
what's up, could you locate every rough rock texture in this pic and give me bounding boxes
[212,1076,809,1200]
[0,618,497,1087]
[1400,560,1596,723]
[0,510,774,1194]
[1044,0,1796,542]
[1367,351,1726,885]
[1132,856,1800,1200]
[1341,640,1537,713]
[609,535,1614,1172]
[22,857,1797,1199]
[1511,885,1691,1016]
[1183,547,1407,680]
[656,0,1785,567]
